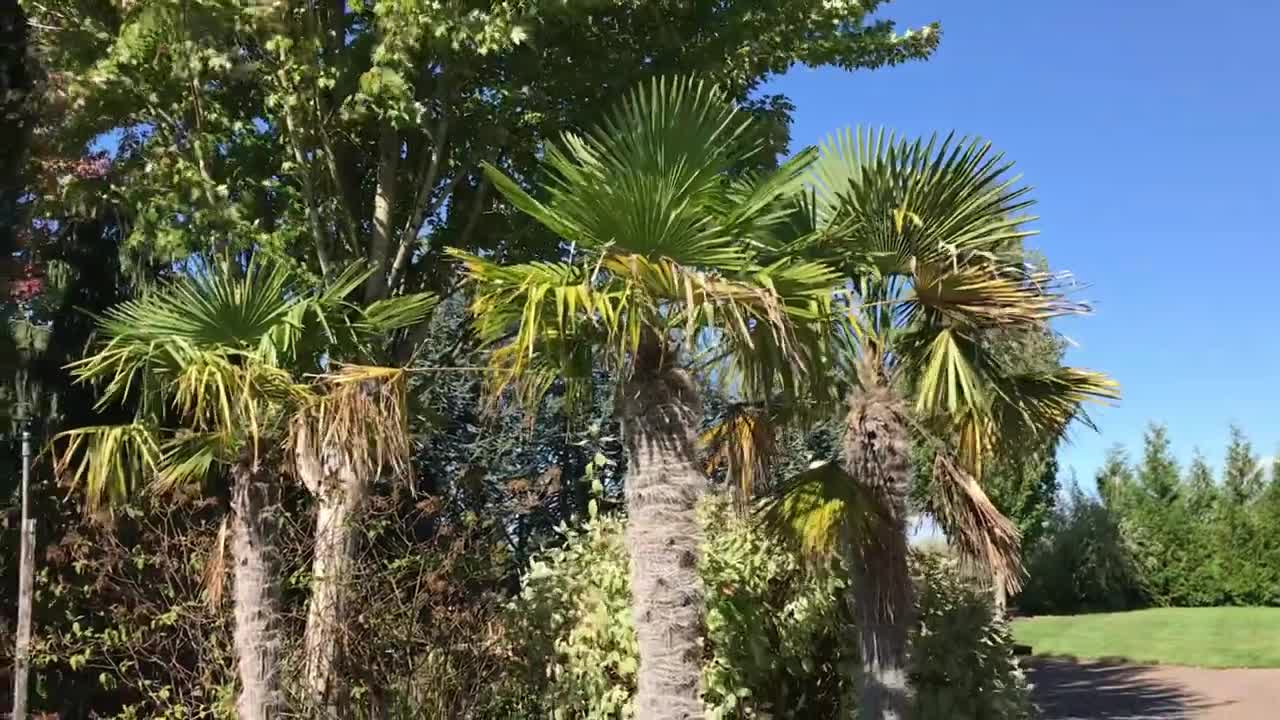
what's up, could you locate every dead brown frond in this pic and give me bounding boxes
[928,452,1024,594]
[910,262,1090,327]
[202,517,229,609]
[291,364,415,487]
[702,404,777,512]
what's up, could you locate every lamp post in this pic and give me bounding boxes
[12,413,35,719]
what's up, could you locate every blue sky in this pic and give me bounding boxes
[767,0,1280,486]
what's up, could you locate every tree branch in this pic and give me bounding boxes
[317,121,361,257]
[283,107,333,278]
[393,178,489,363]
[385,116,451,296]
[364,125,401,301]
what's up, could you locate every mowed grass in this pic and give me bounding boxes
[1013,607,1280,668]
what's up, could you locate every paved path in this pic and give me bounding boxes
[1025,658,1280,719]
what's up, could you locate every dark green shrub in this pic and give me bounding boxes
[1016,486,1147,614]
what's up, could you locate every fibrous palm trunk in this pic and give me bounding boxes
[230,460,286,720]
[620,344,707,720]
[842,382,914,720]
[297,428,368,718]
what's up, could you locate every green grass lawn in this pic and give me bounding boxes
[1013,607,1280,668]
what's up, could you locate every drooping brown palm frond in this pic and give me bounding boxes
[702,403,778,509]
[290,364,414,486]
[204,517,231,608]
[926,451,1024,595]
[907,262,1091,328]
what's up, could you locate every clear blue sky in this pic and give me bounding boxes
[766,0,1280,487]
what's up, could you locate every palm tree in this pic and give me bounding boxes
[755,130,1119,719]
[450,77,839,720]
[53,262,432,719]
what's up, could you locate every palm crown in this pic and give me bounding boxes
[756,128,1119,586]
[53,261,435,508]
[450,77,842,410]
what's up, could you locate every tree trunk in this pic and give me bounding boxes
[296,428,368,718]
[842,383,915,720]
[230,460,286,720]
[619,345,707,720]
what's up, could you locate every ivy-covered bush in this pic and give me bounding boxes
[509,497,1035,719]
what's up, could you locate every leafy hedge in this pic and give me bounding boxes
[508,498,1034,719]
[910,554,1035,720]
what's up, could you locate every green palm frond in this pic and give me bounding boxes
[720,146,820,247]
[262,262,370,364]
[482,77,760,269]
[52,424,162,511]
[99,262,295,351]
[449,249,601,391]
[908,326,987,419]
[155,431,229,496]
[811,129,1036,274]
[358,292,439,335]
[453,252,837,414]
[991,367,1120,443]
[481,343,596,419]
[316,261,373,306]
[759,461,882,560]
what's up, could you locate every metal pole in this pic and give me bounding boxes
[13,418,34,719]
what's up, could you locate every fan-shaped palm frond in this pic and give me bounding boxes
[52,424,162,511]
[760,462,879,560]
[100,263,295,351]
[809,129,1037,275]
[482,77,772,268]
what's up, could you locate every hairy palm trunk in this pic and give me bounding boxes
[620,345,707,720]
[230,460,286,720]
[297,429,368,718]
[842,383,914,720]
